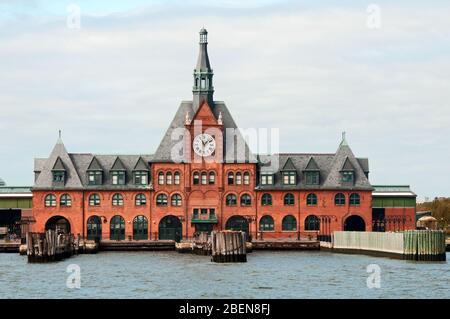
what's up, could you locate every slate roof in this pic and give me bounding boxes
[152,100,256,163]
[256,143,372,191]
[34,138,153,190]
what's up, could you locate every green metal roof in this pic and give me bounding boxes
[0,186,32,194]
[372,185,413,192]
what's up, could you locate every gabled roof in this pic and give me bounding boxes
[87,157,103,171]
[304,157,320,171]
[152,101,256,163]
[52,157,66,171]
[340,157,355,171]
[133,157,149,171]
[281,157,296,171]
[110,157,126,171]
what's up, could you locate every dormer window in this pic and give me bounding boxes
[52,171,65,183]
[260,173,273,185]
[111,171,126,185]
[305,171,320,185]
[282,171,296,185]
[342,171,354,183]
[88,171,102,185]
[133,171,148,185]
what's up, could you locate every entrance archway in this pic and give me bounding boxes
[344,215,366,231]
[87,215,102,241]
[45,216,71,234]
[133,215,148,240]
[158,215,182,242]
[225,215,249,239]
[110,215,125,240]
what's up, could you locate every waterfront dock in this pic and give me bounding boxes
[252,239,320,250]
[26,230,80,263]
[0,241,20,253]
[211,231,247,263]
[99,240,175,251]
[326,230,446,261]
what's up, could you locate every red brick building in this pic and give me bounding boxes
[31,29,416,242]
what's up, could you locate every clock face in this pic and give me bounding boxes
[193,133,216,157]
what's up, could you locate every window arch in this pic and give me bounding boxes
[201,172,207,185]
[243,172,250,185]
[174,172,181,185]
[158,172,164,185]
[156,194,168,206]
[166,172,173,185]
[135,193,147,206]
[349,193,360,206]
[305,215,320,231]
[133,215,148,240]
[45,194,56,207]
[226,194,237,206]
[236,172,242,185]
[110,215,125,240]
[60,194,72,207]
[284,193,295,206]
[112,193,124,206]
[171,194,182,206]
[259,215,275,231]
[89,193,100,206]
[282,215,297,231]
[306,193,318,206]
[261,193,272,206]
[193,171,200,185]
[208,171,215,185]
[227,172,235,185]
[240,194,252,206]
[335,193,345,206]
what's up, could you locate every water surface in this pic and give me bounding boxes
[0,251,448,298]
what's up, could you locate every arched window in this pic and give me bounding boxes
[209,172,215,184]
[226,194,237,206]
[87,215,102,241]
[227,172,234,185]
[158,172,164,185]
[282,215,297,231]
[240,194,252,206]
[112,193,124,206]
[133,215,148,240]
[171,194,182,206]
[135,193,146,206]
[60,194,72,207]
[243,172,250,185]
[259,215,275,231]
[284,193,295,206]
[236,172,242,185]
[166,172,173,185]
[201,172,207,185]
[156,194,168,206]
[350,193,360,206]
[110,215,125,240]
[335,193,345,206]
[261,193,272,206]
[305,215,320,231]
[193,171,200,185]
[174,172,181,185]
[89,194,100,206]
[306,193,318,206]
[45,194,56,207]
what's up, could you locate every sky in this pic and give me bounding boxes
[0,0,449,200]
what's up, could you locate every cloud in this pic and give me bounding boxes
[0,1,449,199]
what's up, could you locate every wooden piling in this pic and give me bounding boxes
[26,231,78,263]
[211,231,247,263]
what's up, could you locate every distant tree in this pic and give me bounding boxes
[417,198,450,230]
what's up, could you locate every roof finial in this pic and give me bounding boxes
[199,27,208,44]
[57,129,63,144]
[218,111,223,125]
[340,131,348,146]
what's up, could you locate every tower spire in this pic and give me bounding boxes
[193,28,214,109]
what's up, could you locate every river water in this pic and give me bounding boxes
[0,251,448,299]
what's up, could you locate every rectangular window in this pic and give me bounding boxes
[282,171,296,185]
[305,171,320,185]
[210,209,216,219]
[111,171,126,185]
[88,171,102,185]
[342,171,354,183]
[261,173,273,185]
[52,171,65,183]
[201,208,208,215]
[133,171,148,185]
[193,209,199,219]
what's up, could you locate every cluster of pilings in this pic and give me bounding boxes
[26,230,80,263]
[403,230,446,261]
[211,230,247,263]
